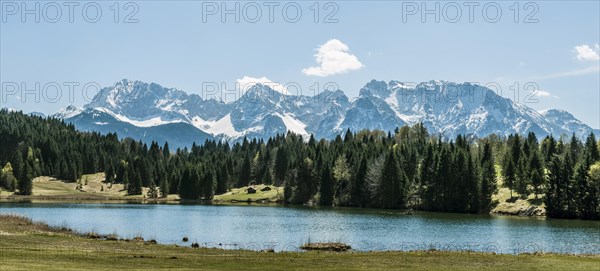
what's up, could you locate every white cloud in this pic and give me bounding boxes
[236,76,288,94]
[534,90,551,97]
[302,39,364,77]
[574,44,600,61]
[534,90,559,99]
[533,65,600,80]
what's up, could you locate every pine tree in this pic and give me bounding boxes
[127,176,142,195]
[529,150,544,199]
[163,142,171,160]
[509,135,521,170]
[504,159,516,199]
[563,152,578,218]
[568,134,582,164]
[541,136,557,164]
[238,155,251,187]
[215,164,228,195]
[573,160,594,219]
[159,178,169,198]
[319,165,334,206]
[127,160,142,196]
[545,155,563,218]
[202,167,215,199]
[292,157,314,204]
[69,161,79,183]
[262,169,273,185]
[179,166,191,199]
[479,142,496,212]
[515,152,529,198]
[433,146,452,211]
[274,147,288,186]
[105,162,115,184]
[380,149,405,209]
[11,149,24,186]
[179,165,199,200]
[584,133,599,164]
[17,160,33,195]
[456,149,477,213]
[419,144,436,210]
[501,136,519,199]
[116,161,128,184]
[350,156,368,207]
[138,158,151,187]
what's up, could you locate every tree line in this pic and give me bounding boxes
[1,109,599,219]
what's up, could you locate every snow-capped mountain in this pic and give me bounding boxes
[52,79,599,149]
[54,105,84,119]
[355,80,552,137]
[538,109,596,138]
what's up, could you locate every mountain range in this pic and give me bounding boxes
[51,79,599,149]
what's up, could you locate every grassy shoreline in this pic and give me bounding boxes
[0,214,598,271]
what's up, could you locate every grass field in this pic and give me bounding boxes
[213,185,283,203]
[491,165,546,216]
[1,214,599,271]
[0,173,141,200]
[0,174,280,204]
[0,173,189,202]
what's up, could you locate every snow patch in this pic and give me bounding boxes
[274,112,309,137]
[191,114,241,138]
[385,93,399,109]
[95,107,184,127]
[391,82,415,89]
[121,116,183,127]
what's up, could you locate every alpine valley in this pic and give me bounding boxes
[50,79,599,149]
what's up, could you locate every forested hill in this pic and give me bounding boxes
[1,109,599,220]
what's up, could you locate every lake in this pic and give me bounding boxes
[1,202,599,254]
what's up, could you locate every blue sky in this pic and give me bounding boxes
[1,1,599,128]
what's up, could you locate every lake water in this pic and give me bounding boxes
[1,202,599,254]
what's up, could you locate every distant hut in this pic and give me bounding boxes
[247,187,257,194]
[260,186,272,192]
